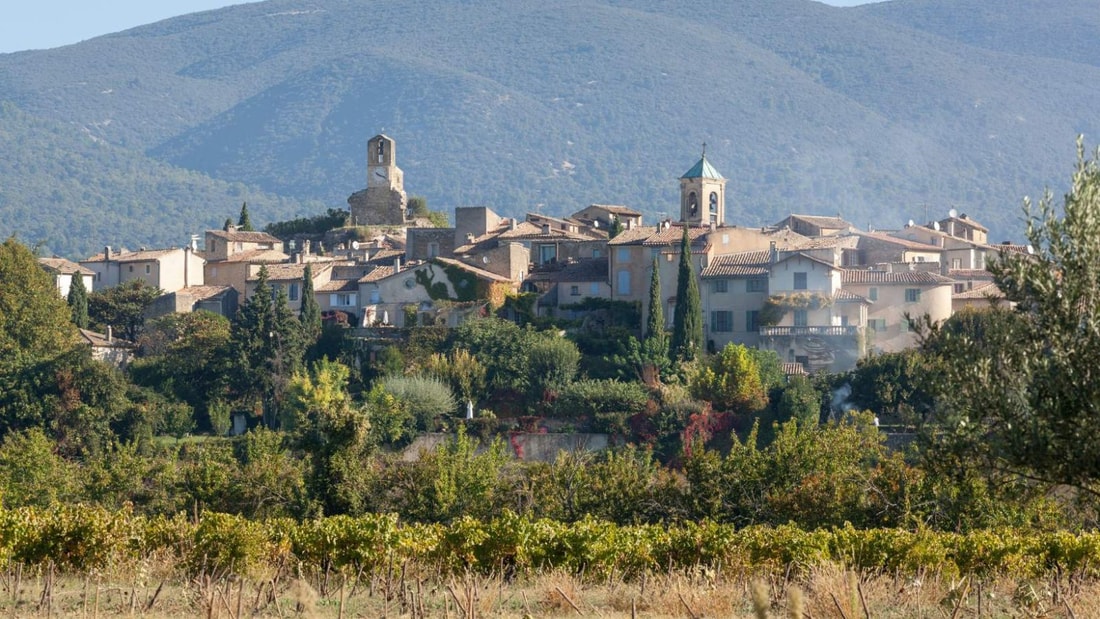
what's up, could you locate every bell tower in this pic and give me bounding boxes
[350,133,408,225]
[679,144,726,226]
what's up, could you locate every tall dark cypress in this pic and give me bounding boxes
[237,202,254,231]
[67,272,89,329]
[299,264,321,343]
[645,256,663,340]
[671,225,703,362]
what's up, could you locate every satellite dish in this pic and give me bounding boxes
[907,219,915,227]
[482,256,490,264]
[948,208,958,218]
[351,241,360,250]
[1026,244,1035,255]
[933,222,940,231]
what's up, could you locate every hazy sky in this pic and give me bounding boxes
[0,0,882,54]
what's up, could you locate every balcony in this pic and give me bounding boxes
[759,325,861,337]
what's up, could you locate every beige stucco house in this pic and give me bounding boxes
[39,257,95,297]
[81,246,204,293]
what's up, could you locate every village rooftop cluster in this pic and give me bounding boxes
[40,134,1018,374]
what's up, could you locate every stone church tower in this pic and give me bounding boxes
[679,147,726,226]
[348,134,408,226]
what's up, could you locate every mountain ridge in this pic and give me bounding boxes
[0,0,1097,256]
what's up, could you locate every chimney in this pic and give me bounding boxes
[466,233,476,244]
[394,256,402,272]
[227,224,238,234]
[509,219,517,231]
[104,245,111,260]
[303,239,311,256]
[106,326,113,343]
[542,223,551,235]
[769,241,778,264]
[184,245,191,288]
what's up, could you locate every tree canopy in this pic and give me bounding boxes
[920,139,1100,493]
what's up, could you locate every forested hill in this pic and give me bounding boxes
[1,0,1098,257]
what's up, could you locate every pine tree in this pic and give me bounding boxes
[237,202,254,231]
[640,256,670,381]
[67,272,89,329]
[670,225,703,362]
[299,264,322,344]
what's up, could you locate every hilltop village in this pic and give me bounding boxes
[43,134,1012,375]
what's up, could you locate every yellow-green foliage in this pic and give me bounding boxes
[0,505,1099,582]
[690,343,768,413]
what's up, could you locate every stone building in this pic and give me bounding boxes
[348,134,408,226]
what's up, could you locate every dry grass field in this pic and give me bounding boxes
[2,562,1095,618]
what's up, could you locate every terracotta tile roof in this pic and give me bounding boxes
[783,362,809,376]
[701,250,772,278]
[953,282,1003,300]
[607,226,658,246]
[176,285,232,300]
[779,214,854,230]
[433,257,514,283]
[250,263,331,282]
[318,279,359,293]
[525,259,608,283]
[364,248,405,265]
[852,230,943,251]
[948,269,994,280]
[358,265,394,283]
[833,289,871,303]
[83,248,179,263]
[206,229,281,244]
[79,328,133,348]
[642,224,710,247]
[497,221,600,241]
[789,234,859,250]
[39,257,94,275]
[842,270,955,285]
[218,249,289,263]
[582,204,642,216]
[775,251,838,270]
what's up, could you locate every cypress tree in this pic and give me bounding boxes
[237,202,254,231]
[671,225,703,362]
[645,256,664,340]
[299,264,321,343]
[67,272,89,329]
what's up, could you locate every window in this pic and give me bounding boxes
[145,265,151,274]
[539,245,556,264]
[712,279,728,293]
[570,285,580,296]
[617,270,631,295]
[905,288,921,302]
[869,318,887,332]
[951,258,961,269]
[128,265,133,273]
[954,283,965,294]
[210,241,217,253]
[746,310,760,333]
[592,249,601,258]
[616,248,631,263]
[289,283,300,302]
[747,278,768,293]
[794,309,808,327]
[331,293,357,307]
[369,290,381,304]
[710,311,733,332]
[868,287,878,301]
[589,282,600,295]
[427,242,439,258]
[901,317,911,332]
[793,272,807,290]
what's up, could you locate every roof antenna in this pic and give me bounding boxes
[701,142,707,158]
